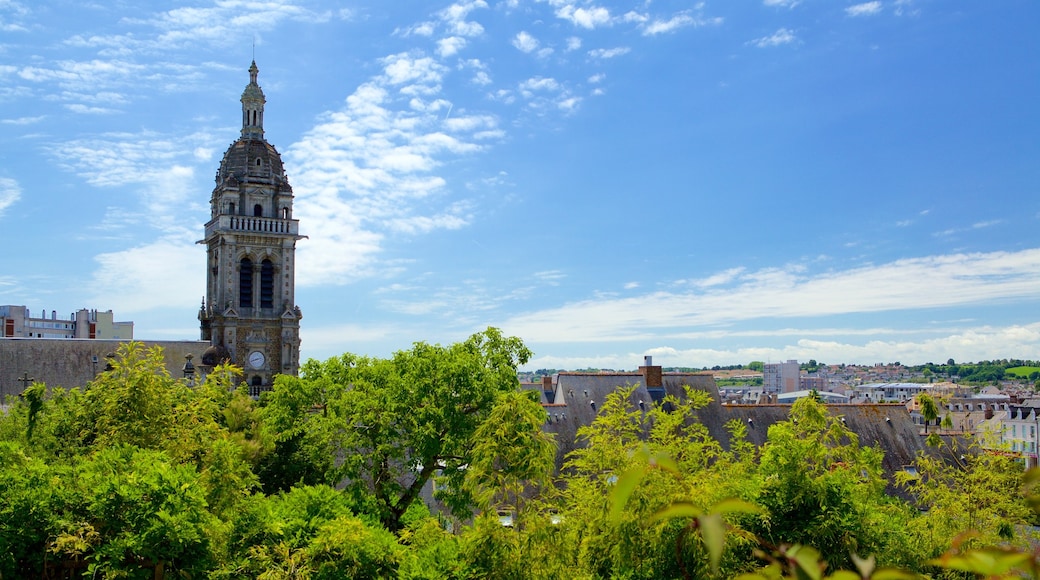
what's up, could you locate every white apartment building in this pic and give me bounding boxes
[1001,405,1040,468]
[763,359,801,394]
[0,306,133,340]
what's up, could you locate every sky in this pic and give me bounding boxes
[1,0,1038,371]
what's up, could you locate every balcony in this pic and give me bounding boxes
[204,215,300,238]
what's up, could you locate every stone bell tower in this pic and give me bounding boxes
[198,61,304,394]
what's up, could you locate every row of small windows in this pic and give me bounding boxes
[226,202,290,219]
[1007,425,1038,439]
[240,258,275,309]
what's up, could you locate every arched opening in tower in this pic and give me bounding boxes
[239,258,253,309]
[261,259,274,309]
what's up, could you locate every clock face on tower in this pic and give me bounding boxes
[248,350,266,369]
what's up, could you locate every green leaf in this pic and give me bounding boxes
[648,451,680,474]
[931,547,1032,576]
[787,544,824,580]
[608,460,646,523]
[650,501,702,522]
[698,512,726,573]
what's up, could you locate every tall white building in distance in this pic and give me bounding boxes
[764,359,801,394]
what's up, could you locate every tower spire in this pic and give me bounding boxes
[241,61,265,139]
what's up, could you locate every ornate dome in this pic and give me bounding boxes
[212,61,292,192]
[215,139,290,190]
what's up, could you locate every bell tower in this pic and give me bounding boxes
[199,61,304,394]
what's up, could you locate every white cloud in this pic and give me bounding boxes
[0,0,29,32]
[87,235,205,312]
[846,1,883,17]
[535,270,566,284]
[555,4,612,29]
[284,50,504,286]
[519,76,560,94]
[557,96,581,112]
[402,21,436,36]
[642,12,722,35]
[893,0,919,17]
[500,248,1040,344]
[1,115,45,125]
[49,130,217,238]
[749,28,797,48]
[693,267,746,288]
[437,36,467,57]
[380,52,447,87]
[523,323,1040,370]
[65,103,117,115]
[148,1,336,48]
[588,47,630,59]
[513,31,540,53]
[621,11,648,24]
[438,0,488,37]
[566,36,582,51]
[763,0,800,8]
[0,177,21,217]
[972,219,1001,229]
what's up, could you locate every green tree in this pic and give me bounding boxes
[265,327,532,531]
[918,393,939,433]
[83,342,183,450]
[465,389,557,528]
[897,440,1031,563]
[54,445,217,578]
[750,398,917,570]
[553,385,755,579]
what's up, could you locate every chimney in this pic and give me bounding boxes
[542,375,552,390]
[639,355,662,388]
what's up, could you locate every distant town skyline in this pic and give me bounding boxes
[1,1,1038,371]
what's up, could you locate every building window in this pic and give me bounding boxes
[260,259,274,309]
[240,258,253,308]
[253,204,263,217]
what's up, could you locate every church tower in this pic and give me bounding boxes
[199,61,304,394]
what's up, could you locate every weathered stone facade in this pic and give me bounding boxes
[0,339,209,400]
[197,61,304,393]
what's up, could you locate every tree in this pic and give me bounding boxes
[918,393,939,433]
[748,361,764,372]
[267,327,532,531]
[465,389,557,528]
[553,385,756,579]
[82,342,183,450]
[750,398,916,571]
[897,439,1031,565]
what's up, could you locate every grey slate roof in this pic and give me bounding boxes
[538,369,929,489]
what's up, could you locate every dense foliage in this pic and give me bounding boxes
[1,335,1038,579]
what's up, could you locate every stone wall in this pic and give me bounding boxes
[0,339,210,399]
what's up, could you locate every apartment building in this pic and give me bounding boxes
[763,359,801,394]
[0,306,133,340]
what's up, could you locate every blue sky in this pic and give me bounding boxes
[1,0,1038,371]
